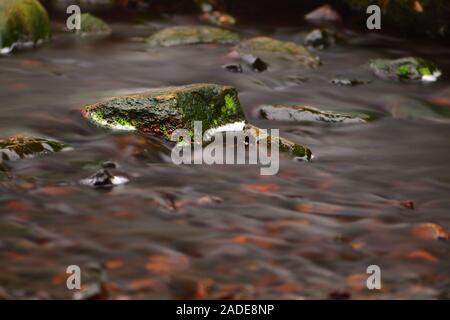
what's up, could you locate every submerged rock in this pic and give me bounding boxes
[79,169,129,188]
[234,37,320,67]
[259,105,368,124]
[222,63,242,73]
[304,4,342,23]
[304,29,339,49]
[243,124,312,161]
[0,136,67,171]
[370,57,442,82]
[76,13,111,36]
[146,25,239,47]
[330,78,369,86]
[82,83,246,139]
[0,0,50,54]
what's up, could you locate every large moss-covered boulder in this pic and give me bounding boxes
[259,105,368,124]
[0,136,67,171]
[370,57,442,82]
[146,25,239,47]
[82,84,246,139]
[234,37,320,67]
[82,84,312,160]
[0,0,50,53]
[76,13,111,36]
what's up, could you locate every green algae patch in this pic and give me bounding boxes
[0,0,50,53]
[146,25,240,47]
[235,37,320,67]
[370,57,442,82]
[76,13,111,36]
[82,84,246,139]
[259,105,369,124]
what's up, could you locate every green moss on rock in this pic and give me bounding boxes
[0,0,50,53]
[76,13,111,36]
[82,83,246,139]
[235,37,320,67]
[146,25,240,47]
[370,57,442,82]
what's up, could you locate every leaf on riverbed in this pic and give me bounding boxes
[145,255,189,274]
[406,250,438,263]
[411,223,449,240]
[241,183,280,193]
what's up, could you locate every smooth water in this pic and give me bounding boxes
[0,15,449,299]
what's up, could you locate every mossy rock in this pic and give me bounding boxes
[243,124,312,161]
[0,136,67,171]
[235,37,320,67]
[82,83,246,139]
[0,0,50,53]
[370,57,442,82]
[259,105,368,124]
[76,13,111,36]
[146,25,240,47]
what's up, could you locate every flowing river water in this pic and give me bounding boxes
[0,14,449,299]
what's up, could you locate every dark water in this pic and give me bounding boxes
[1,15,449,299]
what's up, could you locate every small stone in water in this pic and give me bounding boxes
[304,5,342,23]
[330,78,368,86]
[222,63,243,73]
[241,54,268,72]
[80,169,129,188]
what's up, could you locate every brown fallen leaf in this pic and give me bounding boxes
[242,183,279,193]
[127,278,157,291]
[411,223,449,240]
[406,250,439,263]
[104,259,125,270]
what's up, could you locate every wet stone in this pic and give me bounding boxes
[76,13,111,36]
[370,57,442,82]
[222,63,243,73]
[0,0,51,54]
[259,105,368,124]
[82,83,246,139]
[304,4,342,23]
[235,37,320,67]
[145,25,240,47]
[330,78,369,86]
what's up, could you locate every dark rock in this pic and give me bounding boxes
[304,28,339,49]
[240,54,268,72]
[222,63,243,73]
[330,78,369,86]
[79,169,129,188]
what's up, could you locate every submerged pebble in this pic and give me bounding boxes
[79,169,129,188]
